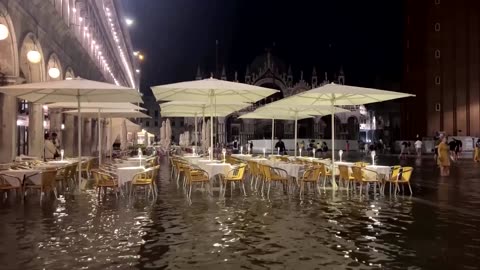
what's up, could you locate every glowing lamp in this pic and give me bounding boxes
[0,24,9,40]
[48,67,60,79]
[27,50,41,63]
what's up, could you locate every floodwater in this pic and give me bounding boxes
[1,154,480,270]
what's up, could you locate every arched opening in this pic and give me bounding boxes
[0,3,20,162]
[64,66,75,79]
[19,32,46,156]
[347,116,359,140]
[46,53,63,81]
[321,115,341,139]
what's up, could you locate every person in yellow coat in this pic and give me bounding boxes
[437,137,450,176]
[474,139,480,162]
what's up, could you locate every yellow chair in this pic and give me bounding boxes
[80,158,95,180]
[338,165,354,190]
[352,166,381,196]
[92,169,118,198]
[319,163,333,189]
[23,169,58,202]
[384,165,402,194]
[260,164,289,198]
[299,165,322,198]
[354,162,370,167]
[130,165,160,198]
[0,173,22,199]
[222,164,247,196]
[184,166,211,198]
[386,166,413,195]
[247,160,262,190]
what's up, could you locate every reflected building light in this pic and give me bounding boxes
[79,17,83,22]
[72,7,77,13]
[27,50,42,64]
[0,24,9,40]
[48,67,60,79]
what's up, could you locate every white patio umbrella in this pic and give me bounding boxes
[239,111,313,155]
[254,104,349,156]
[160,121,166,147]
[270,83,415,186]
[0,78,142,184]
[202,119,207,151]
[152,78,278,159]
[64,109,150,164]
[160,101,250,147]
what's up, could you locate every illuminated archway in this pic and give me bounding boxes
[64,66,75,79]
[46,53,63,80]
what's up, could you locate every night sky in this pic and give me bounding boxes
[121,0,403,94]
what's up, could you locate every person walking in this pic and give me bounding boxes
[474,139,480,162]
[414,139,423,157]
[438,137,451,176]
[454,139,462,160]
[399,141,408,159]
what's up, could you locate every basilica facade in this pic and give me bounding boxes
[188,52,372,145]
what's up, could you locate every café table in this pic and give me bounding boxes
[116,166,146,187]
[0,169,43,187]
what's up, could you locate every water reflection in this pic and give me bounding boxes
[0,156,480,269]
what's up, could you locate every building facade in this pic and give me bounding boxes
[403,0,480,138]
[186,52,377,146]
[0,0,139,162]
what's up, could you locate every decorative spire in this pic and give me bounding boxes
[195,65,202,80]
[311,67,318,88]
[312,66,317,76]
[234,71,238,82]
[287,65,292,75]
[300,70,304,81]
[221,65,226,80]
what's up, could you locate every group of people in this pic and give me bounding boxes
[44,132,60,160]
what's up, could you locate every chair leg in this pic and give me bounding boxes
[267,182,271,198]
[408,183,413,195]
[242,182,247,196]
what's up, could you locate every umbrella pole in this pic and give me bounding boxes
[194,113,198,147]
[110,117,113,161]
[98,109,101,165]
[331,99,338,190]
[294,113,298,157]
[77,92,82,190]
[271,118,275,155]
[202,108,205,151]
[210,92,214,160]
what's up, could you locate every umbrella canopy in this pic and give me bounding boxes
[0,78,142,103]
[152,78,278,159]
[270,83,414,188]
[165,119,172,148]
[64,109,150,118]
[47,102,145,110]
[0,78,142,184]
[152,78,278,103]
[160,101,250,114]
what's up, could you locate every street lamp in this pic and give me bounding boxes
[138,54,144,60]
[27,49,41,64]
[0,23,9,40]
[136,69,140,73]
[125,18,134,26]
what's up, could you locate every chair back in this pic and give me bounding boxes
[338,165,350,180]
[40,169,58,189]
[93,170,115,186]
[354,162,369,167]
[400,167,413,182]
[390,165,402,180]
[303,165,321,181]
[351,166,363,181]
[318,163,328,177]
[226,164,246,180]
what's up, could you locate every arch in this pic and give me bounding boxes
[46,52,63,80]
[320,115,341,139]
[64,66,75,79]
[19,32,46,83]
[254,77,288,94]
[0,3,19,77]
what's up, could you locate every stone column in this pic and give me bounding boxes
[83,118,92,155]
[91,119,98,156]
[63,114,75,157]
[28,103,44,158]
[49,108,63,147]
[0,94,18,163]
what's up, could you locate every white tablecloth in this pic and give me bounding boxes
[0,169,42,187]
[196,163,233,178]
[116,166,145,186]
[365,165,391,180]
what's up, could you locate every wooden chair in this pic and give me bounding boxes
[354,162,370,167]
[247,160,261,190]
[299,165,322,198]
[222,164,247,197]
[351,166,381,196]
[23,169,58,202]
[260,164,289,198]
[0,173,22,200]
[319,163,333,189]
[92,169,118,198]
[338,165,354,190]
[385,166,413,195]
[130,166,159,198]
[184,165,211,198]
[80,158,95,180]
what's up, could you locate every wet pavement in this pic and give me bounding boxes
[1,153,480,270]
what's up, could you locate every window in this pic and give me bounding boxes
[155,110,159,117]
[435,49,441,59]
[155,121,158,127]
[146,121,150,127]
[434,23,441,32]
[435,75,441,85]
[435,103,441,112]
[146,110,150,116]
